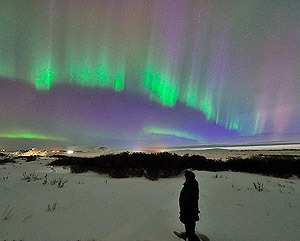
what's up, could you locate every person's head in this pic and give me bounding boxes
[184,170,196,180]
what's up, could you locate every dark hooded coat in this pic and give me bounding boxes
[179,176,200,223]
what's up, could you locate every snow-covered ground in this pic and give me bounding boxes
[1,152,300,241]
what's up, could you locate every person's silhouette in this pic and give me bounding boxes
[179,170,200,241]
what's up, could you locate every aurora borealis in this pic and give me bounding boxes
[1,0,300,150]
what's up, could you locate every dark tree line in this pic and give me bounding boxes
[49,152,300,180]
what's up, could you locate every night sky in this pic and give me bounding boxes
[1,0,300,150]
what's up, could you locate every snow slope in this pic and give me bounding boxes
[1,156,300,241]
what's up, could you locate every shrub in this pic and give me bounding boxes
[22,172,41,182]
[0,157,16,165]
[253,181,264,192]
[70,164,88,173]
[19,155,38,162]
[47,202,57,211]
[49,152,300,180]
[48,177,68,188]
[2,205,15,220]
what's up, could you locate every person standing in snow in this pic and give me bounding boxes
[178,170,200,241]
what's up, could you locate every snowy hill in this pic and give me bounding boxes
[60,146,118,157]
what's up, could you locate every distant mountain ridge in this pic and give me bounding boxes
[52,146,118,157]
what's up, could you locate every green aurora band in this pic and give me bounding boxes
[144,126,202,142]
[0,132,67,141]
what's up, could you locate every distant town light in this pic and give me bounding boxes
[67,150,74,155]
